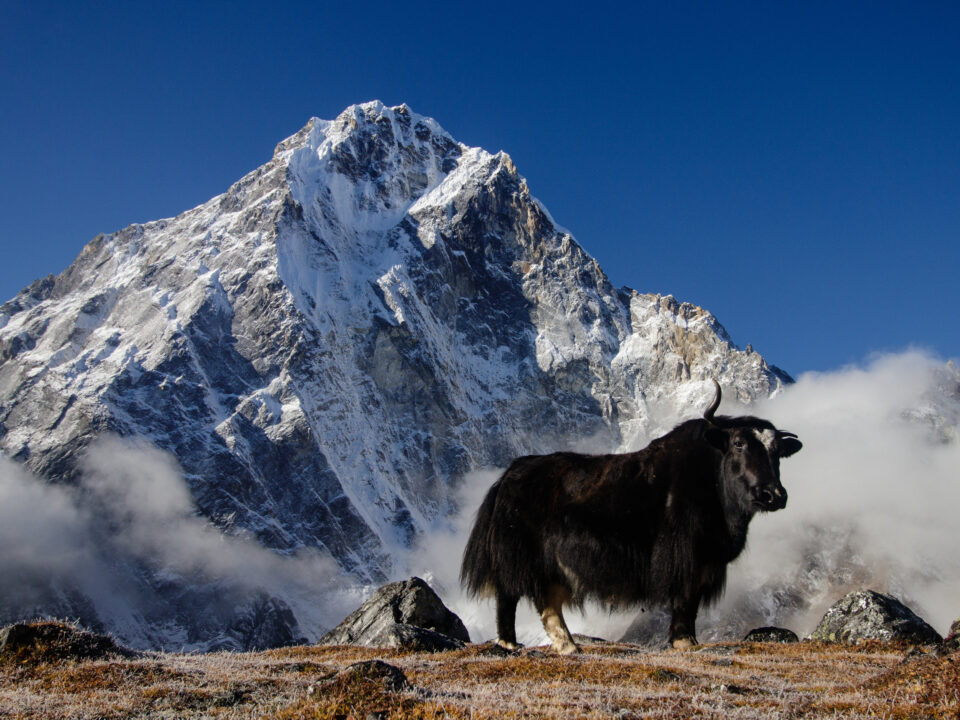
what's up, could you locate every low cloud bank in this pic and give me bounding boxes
[725,350,960,636]
[0,437,361,649]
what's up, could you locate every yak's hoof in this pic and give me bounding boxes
[554,641,581,655]
[495,638,523,651]
[671,636,698,650]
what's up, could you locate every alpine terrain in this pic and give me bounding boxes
[0,101,794,649]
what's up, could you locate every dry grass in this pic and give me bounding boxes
[2,630,958,719]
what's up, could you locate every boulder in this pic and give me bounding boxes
[319,577,469,650]
[744,626,799,643]
[809,590,941,645]
[368,623,464,652]
[0,621,131,662]
[331,660,411,692]
[308,660,412,703]
[944,617,960,652]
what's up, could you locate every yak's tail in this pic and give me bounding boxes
[460,477,502,597]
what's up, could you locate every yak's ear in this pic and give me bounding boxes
[780,437,803,457]
[705,427,728,451]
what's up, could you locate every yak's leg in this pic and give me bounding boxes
[669,593,701,649]
[495,592,522,650]
[537,584,580,655]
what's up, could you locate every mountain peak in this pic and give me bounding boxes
[0,102,789,650]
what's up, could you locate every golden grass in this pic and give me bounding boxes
[1,632,957,719]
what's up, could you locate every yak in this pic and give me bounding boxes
[460,380,802,653]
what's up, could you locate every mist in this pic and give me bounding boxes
[723,350,960,637]
[408,350,960,645]
[0,437,362,649]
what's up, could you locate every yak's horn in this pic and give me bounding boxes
[778,431,798,439]
[704,379,721,421]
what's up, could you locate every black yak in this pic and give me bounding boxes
[460,380,802,653]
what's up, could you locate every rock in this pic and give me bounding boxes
[0,621,131,662]
[331,660,411,692]
[944,617,960,652]
[902,644,947,662]
[744,626,799,643]
[475,641,516,657]
[319,577,469,650]
[369,623,465,652]
[572,633,609,645]
[809,590,942,645]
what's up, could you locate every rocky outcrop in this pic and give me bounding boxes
[944,617,960,652]
[809,590,941,645]
[0,621,131,662]
[308,660,412,701]
[743,627,798,643]
[331,660,411,692]
[320,577,468,651]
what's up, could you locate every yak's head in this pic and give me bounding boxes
[702,381,802,514]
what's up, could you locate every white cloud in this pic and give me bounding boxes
[723,350,960,636]
[0,437,360,646]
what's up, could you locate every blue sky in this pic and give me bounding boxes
[1,1,957,373]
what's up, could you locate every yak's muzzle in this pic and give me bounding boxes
[754,485,788,511]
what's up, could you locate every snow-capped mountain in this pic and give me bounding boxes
[0,101,791,648]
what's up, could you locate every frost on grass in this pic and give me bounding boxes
[2,624,958,719]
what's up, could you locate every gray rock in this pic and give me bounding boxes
[370,623,465,652]
[944,617,960,652]
[809,590,941,645]
[572,633,609,645]
[319,577,469,649]
[743,626,799,643]
[329,660,411,692]
[475,642,516,657]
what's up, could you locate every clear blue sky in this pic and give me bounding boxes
[2,1,957,374]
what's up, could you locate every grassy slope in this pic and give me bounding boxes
[2,634,959,719]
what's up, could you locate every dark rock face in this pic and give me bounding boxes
[216,594,307,651]
[320,577,468,650]
[809,590,941,645]
[0,621,130,662]
[743,626,799,643]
